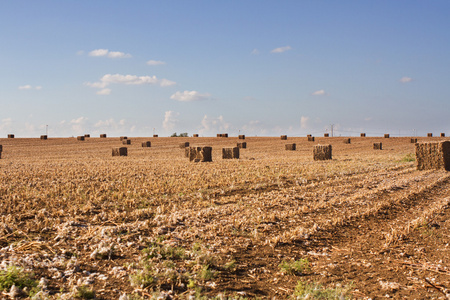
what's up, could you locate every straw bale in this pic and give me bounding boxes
[112,147,127,157]
[416,141,450,171]
[324,133,329,137]
[40,135,47,140]
[237,142,247,149]
[7,134,14,139]
[285,143,296,151]
[77,136,85,141]
[384,134,390,138]
[361,133,366,137]
[100,134,107,138]
[281,135,287,140]
[313,144,332,161]
[239,135,245,139]
[307,134,312,138]
[222,147,239,159]
[373,142,382,150]
[188,146,212,162]
[0,145,2,152]
[223,133,228,138]
[411,138,418,143]
[217,134,221,137]
[308,136,315,142]
[441,133,446,137]
[179,142,190,148]
[427,133,433,137]
[142,141,151,147]
[153,134,158,137]
[84,134,90,138]
[343,138,351,144]
[120,136,127,141]
[193,134,199,137]
[123,139,131,145]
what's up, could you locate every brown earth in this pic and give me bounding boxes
[0,135,449,299]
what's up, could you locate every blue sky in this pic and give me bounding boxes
[1,1,450,137]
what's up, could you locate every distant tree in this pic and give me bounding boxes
[171,132,189,137]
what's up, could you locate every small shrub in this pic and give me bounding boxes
[0,265,39,296]
[74,285,95,299]
[198,265,214,281]
[400,153,415,162]
[279,258,310,275]
[294,281,352,299]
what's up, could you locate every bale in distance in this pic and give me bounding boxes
[285,143,296,151]
[222,147,239,159]
[123,139,131,145]
[411,138,418,143]
[100,134,107,138]
[427,133,433,137]
[84,134,90,138]
[7,134,14,139]
[308,136,315,142]
[361,133,366,137]
[77,136,85,141]
[193,134,199,137]
[238,135,245,139]
[40,135,48,140]
[373,142,382,150]
[142,141,151,147]
[179,142,190,148]
[324,133,329,137]
[313,144,332,161]
[384,134,390,138]
[441,133,446,137]
[112,147,127,157]
[188,146,212,162]
[0,145,2,152]
[416,141,450,171]
[343,138,351,144]
[153,134,158,138]
[120,136,127,141]
[237,142,247,149]
[281,135,287,140]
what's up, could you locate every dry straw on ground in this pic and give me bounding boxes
[237,142,247,149]
[188,146,212,162]
[374,142,382,150]
[416,141,450,171]
[314,144,332,160]
[285,143,296,151]
[222,147,240,159]
[112,147,127,156]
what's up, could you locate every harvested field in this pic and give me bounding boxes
[1,136,450,299]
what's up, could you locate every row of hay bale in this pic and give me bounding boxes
[0,144,2,159]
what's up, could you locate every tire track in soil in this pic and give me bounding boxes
[212,171,450,299]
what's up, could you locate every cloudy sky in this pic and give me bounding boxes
[1,1,450,137]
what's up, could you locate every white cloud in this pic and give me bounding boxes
[70,116,88,133]
[300,116,310,129]
[76,50,85,56]
[18,85,42,90]
[199,115,230,135]
[88,49,132,58]
[86,73,176,95]
[400,76,413,83]
[170,90,211,102]
[162,111,179,131]
[0,118,13,131]
[243,96,256,101]
[251,48,259,55]
[312,89,326,96]
[270,46,292,53]
[146,60,166,66]
[96,88,111,95]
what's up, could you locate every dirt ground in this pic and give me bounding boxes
[0,135,449,299]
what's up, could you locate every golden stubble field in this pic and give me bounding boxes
[1,136,450,299]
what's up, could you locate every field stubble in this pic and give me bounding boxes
[0,136,449,299]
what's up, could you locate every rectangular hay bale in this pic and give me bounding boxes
[373,142,382,150]
[313,144,332,161]
[84,134,90,138]
[193,134,199,137]
[384,134,390,138]
[427,133,433,137]
[324,133,329,137]
[441,133,446,137]
[285,143,296,151]
[361,133,366,137]
[222,147,239,159]
[120,136,127,141]
[308,136,315,142]
[237,142,247,149]
[238,135,245,139]
[77,136,85,141]
[112,147,127,156]
[142,141,151,147]
[411,138,418,143]
[281,135,287,140]
[188,146,212,162]
[100,134,107,138]
[179,142,190,148]
[415,141,450,171]
[343,138,351,144]
[40,135,47,140]
[123,139,131,145]
[153,134,158,137]
[7,134,14,139]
